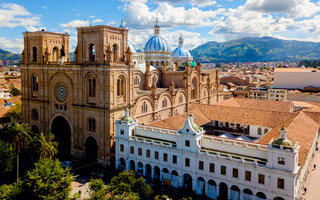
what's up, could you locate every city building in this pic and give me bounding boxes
[20,21,222,164]
[268,89,288,101]
[274,68,320,90]
[115,100,320,200]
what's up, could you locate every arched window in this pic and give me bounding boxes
[32,75,39,91]
[152,75,157,85]
[88,77,96,97]
[162,98,167,108]
[258,128,262,135]
[134,76,140,85]
[264,128,268,134]
[156,61,159,66]
[191,78,197,100]
[179,94,183,103]
[203,89,207,97]
[52,47,59,62]
[32,46,37,62]
[166,61,168,66]
[150,61,153,66]
[113,44,118,62]
[31,109,38,120]
[88,118,96,131]
[117,76,125,97]
[141,101,148,113]
[89,44,95,61]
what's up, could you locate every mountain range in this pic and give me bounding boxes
[0,49,21,61]
[191,36,320,63]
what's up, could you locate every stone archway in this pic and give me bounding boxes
[50,116,71,155]
[85,136,98,162]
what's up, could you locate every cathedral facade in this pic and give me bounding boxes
[21,21,222,164]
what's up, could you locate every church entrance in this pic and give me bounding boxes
[51,116,71,155]
[85,137,98,163]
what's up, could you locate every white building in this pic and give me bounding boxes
[0,89,10,99]
[268,89,288,101]
[274,68,320,90]
[115,101,320,200]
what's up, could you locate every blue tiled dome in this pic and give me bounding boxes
[144,36,170,52]
[128,40,137,53]
[173,47,192,58]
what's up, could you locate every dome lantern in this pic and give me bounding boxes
[179,34,184,47]
[154,17,160,36]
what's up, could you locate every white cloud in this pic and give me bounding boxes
[123,1,224,29]
[92,19,103,23]
[244,0,320,19]
[89,15,95,18]
[107,21,117,26]
[0,3,40,28]
[60,20,90,28]
[152,0,216,7]
[25,26,47,32]
[0,37,24,53]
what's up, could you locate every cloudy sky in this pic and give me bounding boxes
[1,0,320,53]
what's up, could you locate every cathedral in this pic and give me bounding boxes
[20,20,222,164]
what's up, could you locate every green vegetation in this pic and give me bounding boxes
[0,123,32,181]
[191,36,320,63]
[5,102,22,123]
[0,140,15,174]
[89,171,153,200]
[9,85,21,96]
[0,159,74,200]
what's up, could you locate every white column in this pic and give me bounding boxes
[216,185,220,198]
[228,188,232,200]
[179,176,184,188]
[192,179,197,193]
[151,166,155,179]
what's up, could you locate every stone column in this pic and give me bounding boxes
[192,179,197,193]
[228,188,232,200]
[179,176,184,188]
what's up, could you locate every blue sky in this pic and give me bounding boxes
[1,0,320,53]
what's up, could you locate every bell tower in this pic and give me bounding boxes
[22,30,70,65]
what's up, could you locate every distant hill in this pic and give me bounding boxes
[0,49,21,61]
[191,37,320,63]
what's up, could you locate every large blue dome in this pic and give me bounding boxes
[173,47,192,58]
[144,35,170,52]
[128,40,137,53]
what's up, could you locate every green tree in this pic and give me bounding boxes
[31,132,58,160]
[9,85,21,96]
[0,182,22,200]
[0,140,15,174]
[154,195,172,200]
[5,102,22,123]
[0,123,32,181]
[108,171,152,199]
[21,159,74,200]
[89,171,152,200]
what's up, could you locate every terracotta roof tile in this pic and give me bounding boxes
[190,103,296,128]
[258,112,320,166]
[214,98,293,113]
[148,109,210,131]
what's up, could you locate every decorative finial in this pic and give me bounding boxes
[121,19,124,26]
[125,108,129,117]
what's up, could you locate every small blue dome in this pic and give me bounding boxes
[173,47,192,58]
[128,40,137,53]
[144,35,170,52]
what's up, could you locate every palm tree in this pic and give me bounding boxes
[0,123,32,181]
[31,132,58,160]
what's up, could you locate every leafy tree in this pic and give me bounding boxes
[0,123,32,181]
[0,140,15,174]
[31,132,58,160]
[5,102,22,123]
[89,171,152,200]
[0,182,22,200]
[154,195,172,200]
[9,85,21,96]
[21,158,74,200]
[108,171,152,199]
